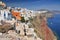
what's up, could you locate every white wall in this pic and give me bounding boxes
[0,10,4,21]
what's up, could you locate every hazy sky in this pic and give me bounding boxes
[1,0,60,10]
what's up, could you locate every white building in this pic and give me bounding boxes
[0,9,11,21]
[0,10,5,21]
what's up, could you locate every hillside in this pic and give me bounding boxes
[29,13,57,40]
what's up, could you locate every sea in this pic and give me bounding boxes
[47,13,60,40]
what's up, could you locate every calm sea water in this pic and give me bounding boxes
[47,14,60,40]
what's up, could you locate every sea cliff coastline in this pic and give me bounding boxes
[30,13,57,40]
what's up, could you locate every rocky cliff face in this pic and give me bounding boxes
[0,21,13,33]
[30,14,57,40]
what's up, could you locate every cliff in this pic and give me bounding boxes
[0,21,13,33]
[29,14,57,40]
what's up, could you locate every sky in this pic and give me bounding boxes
[1,0,60,10]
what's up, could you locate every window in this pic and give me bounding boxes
[4,12,6,19]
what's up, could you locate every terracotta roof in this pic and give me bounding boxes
[12,10,21,20]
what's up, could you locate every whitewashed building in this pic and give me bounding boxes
[0,9,11,21]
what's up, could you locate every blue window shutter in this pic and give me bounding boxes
[4,12,6,19]
[4,12,6,16]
